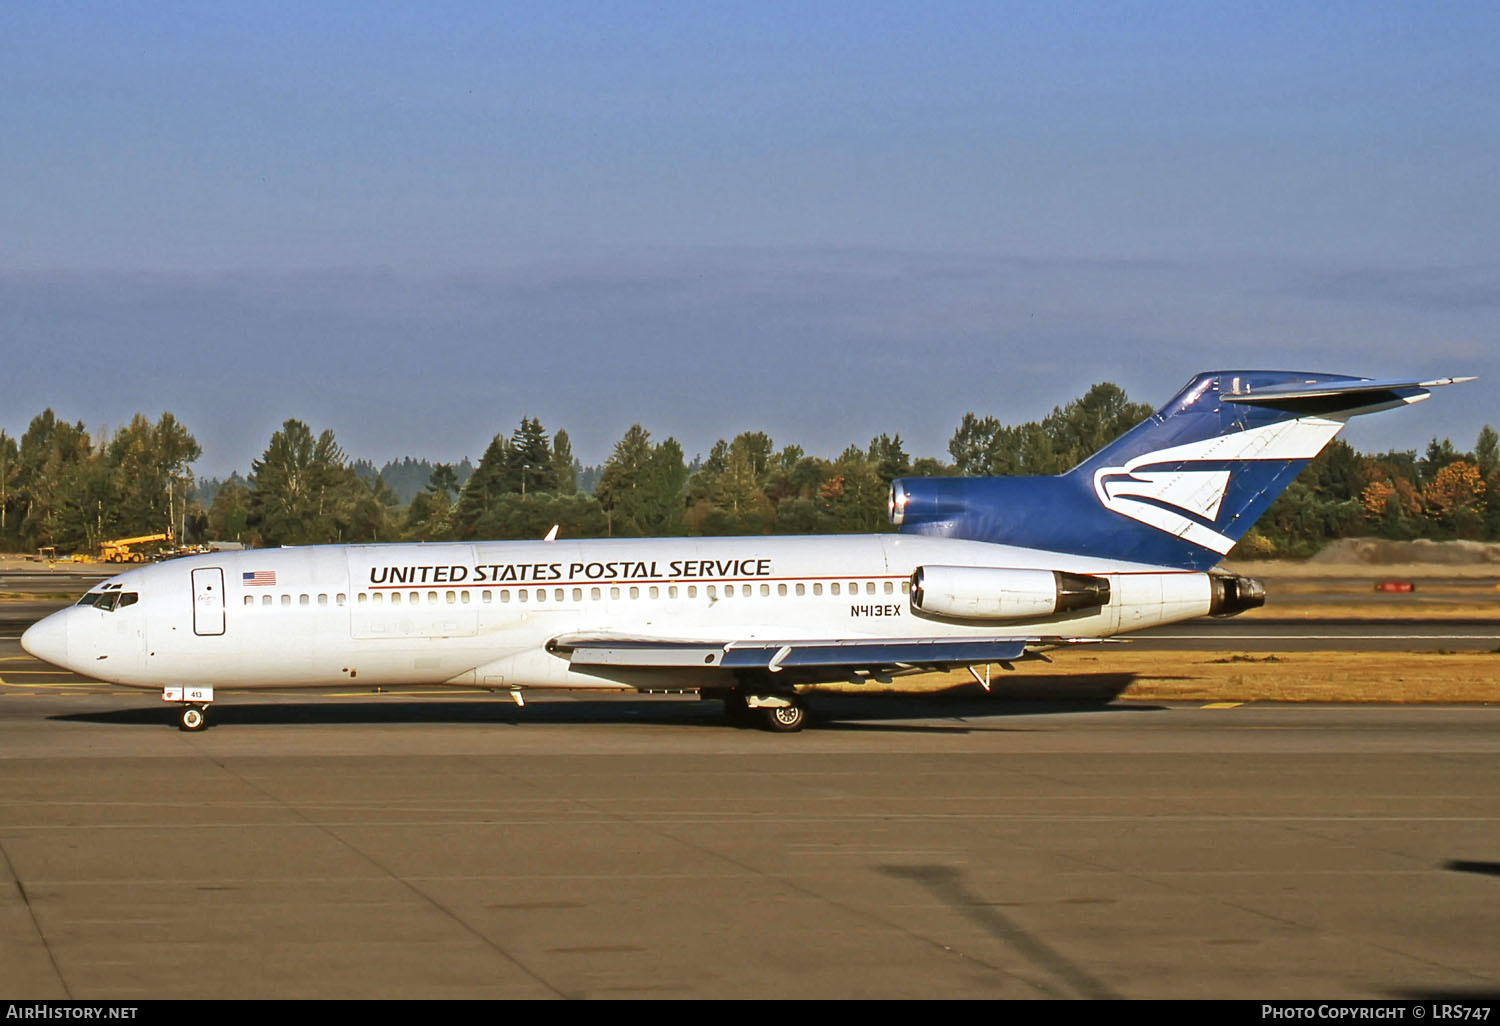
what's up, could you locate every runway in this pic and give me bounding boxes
[2,691,1499,999]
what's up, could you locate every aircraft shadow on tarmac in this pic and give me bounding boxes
[51,674,1166,731]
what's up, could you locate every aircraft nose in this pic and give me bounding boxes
[20,611,70,670]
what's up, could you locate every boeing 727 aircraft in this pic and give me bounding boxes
[21,370,1469,731]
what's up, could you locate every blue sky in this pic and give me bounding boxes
[2,2,1496,476]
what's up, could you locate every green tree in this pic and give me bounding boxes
[551,429,578,495]
[0,430,17,546]
[473,492,608,540]
[104,412,201,541]
[206,475,251,541]
[868,433,910,484]
[16,411,94,550]
[454,438,511,536]
[596,426,687,536]
[508,417,555,495]
[247,420,370,545]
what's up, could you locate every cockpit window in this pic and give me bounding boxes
[78,591,138,612]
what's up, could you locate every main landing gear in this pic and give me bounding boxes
[720,689,808,732]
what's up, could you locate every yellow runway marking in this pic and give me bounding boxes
[3,682,103,689]
[323,689,478,698]
[1201,702,1244,709]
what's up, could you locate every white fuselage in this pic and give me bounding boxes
[26,534,1213,692]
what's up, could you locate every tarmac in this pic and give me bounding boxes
[3,689,1500,999]
[3,568,1499,999]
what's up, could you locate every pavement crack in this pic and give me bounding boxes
[0,838,71,998]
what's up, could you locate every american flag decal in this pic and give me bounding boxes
[243,571,276,586]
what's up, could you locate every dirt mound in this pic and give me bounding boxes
[1308,538,1500,566]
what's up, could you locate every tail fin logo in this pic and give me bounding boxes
[1089,416,1344,555]
[1094,463,1237,553]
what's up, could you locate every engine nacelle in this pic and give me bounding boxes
[910,565,1111,622]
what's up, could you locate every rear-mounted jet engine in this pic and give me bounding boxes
[910,565,1110,622]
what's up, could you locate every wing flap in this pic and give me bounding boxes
[562,636,1030,671]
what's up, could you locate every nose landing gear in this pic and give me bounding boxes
[163,686,214,732]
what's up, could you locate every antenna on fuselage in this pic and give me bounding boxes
[543,525,559,542]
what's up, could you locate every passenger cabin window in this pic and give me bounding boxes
[830,583,840,595]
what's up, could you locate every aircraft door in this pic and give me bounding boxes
[191,567,226,636]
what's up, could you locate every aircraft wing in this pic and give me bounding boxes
[552,631,1048,673]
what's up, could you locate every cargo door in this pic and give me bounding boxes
[191,567,226,636]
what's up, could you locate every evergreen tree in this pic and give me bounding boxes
[551,429,578,495]
[247,420,369,545]
[508,417,555,495]
[454,436,511,536]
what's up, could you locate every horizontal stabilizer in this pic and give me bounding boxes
[1221,375,1473,414]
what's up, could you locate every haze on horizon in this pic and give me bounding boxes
[3,2,1496,478]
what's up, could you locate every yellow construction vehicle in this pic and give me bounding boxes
[98,532,172,563]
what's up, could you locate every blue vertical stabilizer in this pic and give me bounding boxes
[892,371,1466,570]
